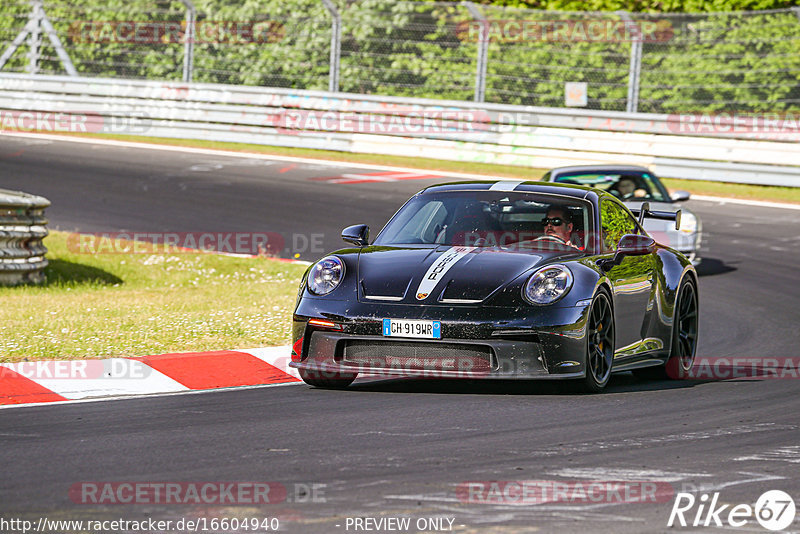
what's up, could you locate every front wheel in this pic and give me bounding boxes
[580,289,615,393]
[299,369,357,389]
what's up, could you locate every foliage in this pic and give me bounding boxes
[1,0,798,111]
[600,199,637,250]
[469,0,798,13]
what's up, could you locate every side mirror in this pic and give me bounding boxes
[617,234,656,256]
[342,224,369,247]
[671,190,691,202]
[600,234,656,271]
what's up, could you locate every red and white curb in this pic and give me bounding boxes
[0,346,300,407]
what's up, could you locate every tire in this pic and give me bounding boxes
[580,289,615,393]
[665,278,698,379]
[299,368,357,389]
[634,278,698,380]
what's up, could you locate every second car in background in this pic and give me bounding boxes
[541,165,702,265]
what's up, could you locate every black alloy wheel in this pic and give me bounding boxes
[581,289,615,392]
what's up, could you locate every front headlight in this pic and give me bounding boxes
[679,212,698,235]
[523,265,573,305]
[307,256,345,295]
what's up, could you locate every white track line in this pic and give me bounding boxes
[692,194,800,211]
[0,132,494,179]
[5,132,798,211]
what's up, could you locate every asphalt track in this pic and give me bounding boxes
[1,135,799,533]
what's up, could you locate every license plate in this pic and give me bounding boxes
[382,319,441,339]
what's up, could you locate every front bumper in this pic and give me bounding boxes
[289,298,590,380]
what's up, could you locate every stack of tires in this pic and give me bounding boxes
[0,188,49,285]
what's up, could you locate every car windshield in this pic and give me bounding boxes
[552,172,670,203]
[374,190,593,250]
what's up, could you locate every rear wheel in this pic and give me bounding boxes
[666,279,698,379]
[299,369,357,389]
[634,278,698,380]
[580,289,615,393]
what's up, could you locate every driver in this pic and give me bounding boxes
[542,206,577,248]
[616,176,647,198]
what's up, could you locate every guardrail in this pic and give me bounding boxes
[0,188,49,285]
[1,73,798,187]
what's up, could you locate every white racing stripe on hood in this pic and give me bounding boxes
[415,246,475,300]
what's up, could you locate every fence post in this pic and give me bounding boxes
[321,0,341,92]
[463,1,488,103]
[180,0,196,83]
[39,10,78,75]
[620,11,641,113]
[27,0,43,74]
[0,0,77,75]
[0,18,36,72]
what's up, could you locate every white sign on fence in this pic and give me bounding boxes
[565,82,588,107]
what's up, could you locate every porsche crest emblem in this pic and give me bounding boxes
[416,292,429,300]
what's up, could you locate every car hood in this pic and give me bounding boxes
[356,245,574,304]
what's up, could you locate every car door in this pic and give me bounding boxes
[599,199,655,352]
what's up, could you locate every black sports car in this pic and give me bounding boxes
[289,181,699,392]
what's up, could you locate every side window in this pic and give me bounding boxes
[600,200,638,253]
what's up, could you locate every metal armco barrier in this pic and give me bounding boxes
[0,73,798,187]
[0,188,49,285]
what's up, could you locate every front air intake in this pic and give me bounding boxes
[341,340,495,373]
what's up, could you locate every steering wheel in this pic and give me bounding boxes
[532,235,568,245]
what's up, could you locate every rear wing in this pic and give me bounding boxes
[629,202,682,231]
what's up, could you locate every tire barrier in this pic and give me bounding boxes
[0,188,49,285]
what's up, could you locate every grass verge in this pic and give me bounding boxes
[660,177,800,204]
[48,132,800,205]
[0,231,307,363]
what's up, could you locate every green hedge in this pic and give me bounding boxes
[473,0,798,12]
[1,0,797,112]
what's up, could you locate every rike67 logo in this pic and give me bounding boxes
[668,490,796,531]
